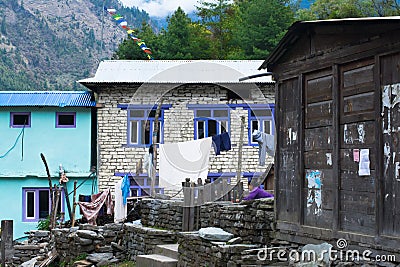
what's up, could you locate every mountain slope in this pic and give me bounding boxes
[0,0,152,90]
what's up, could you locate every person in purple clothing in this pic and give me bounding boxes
[243,180,274,200]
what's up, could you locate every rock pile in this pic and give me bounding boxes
[53,223,125,264]
[11,230,53,266]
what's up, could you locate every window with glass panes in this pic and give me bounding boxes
[127,109,163,146]
[194,109,229,139]
[22,188,63,222]
[248,107,275,145]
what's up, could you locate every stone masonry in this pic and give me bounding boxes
[96,83,275,193]
[200,198,275,245]
[138,198,183,231]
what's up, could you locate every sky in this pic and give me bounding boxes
[119,0,199,17]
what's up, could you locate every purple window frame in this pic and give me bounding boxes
[10,112,31,128]
[56,112,76,128]
[22,188,64,222]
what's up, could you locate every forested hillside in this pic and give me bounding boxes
[0,0,152,90]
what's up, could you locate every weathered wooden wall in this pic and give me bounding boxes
[270,20,400,254]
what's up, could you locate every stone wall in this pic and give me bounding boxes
[53,223,125,264]
[200,198,275,245]
[138,198,183,231]
[50,222,177,264]
[124,223,177,261]
[96,83,275,192]
[177,232,259,267]
[11,230,53,266]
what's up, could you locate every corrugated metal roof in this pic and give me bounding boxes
[0,91,95,107]
[79,60,274,84]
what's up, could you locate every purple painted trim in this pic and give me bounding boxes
[22,188,64,222]
[10,112,31,128]
[117,104,172,110]
[56,112,76,128]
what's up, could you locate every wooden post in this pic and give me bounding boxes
[51,186,61,229]
[40,153,54,228]
[71,180,77,227]
[203,178,211,203]
[182,178,191,231]
[236,116,245,199]
[62,183,72,223]
[1,220,13,267]
[222,178,229,201]
[196,178,203,230]
[151,99,163,197]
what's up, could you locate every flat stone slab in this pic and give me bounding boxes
[198,227,234,242]
[86,252,113,263]
[136,254,177,267]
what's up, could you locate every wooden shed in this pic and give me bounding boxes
[259,17,400,255]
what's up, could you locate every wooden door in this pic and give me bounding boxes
[303,69,334,228]
[339,59,377,234]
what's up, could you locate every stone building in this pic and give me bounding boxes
[79,60,274,196]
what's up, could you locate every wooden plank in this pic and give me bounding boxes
[340,170,376,193]
[340,211,375,234]
[342,92,375,118]
[305,100,333,128]
[304,150,334,169]
[304,208,333,228]
[340,190,376,215]
[306,74,332,104]
[304,169,334,189]
[340,121,376,148]
[340,148,376,171]
[299,73,305,226]
[332,64,340,233]
[374,54,383,237]
[304,127,333,151]
[342,63,374,91]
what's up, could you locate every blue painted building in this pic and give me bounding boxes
[0,91,97,238]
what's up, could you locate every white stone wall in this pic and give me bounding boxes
[96,83,275,192]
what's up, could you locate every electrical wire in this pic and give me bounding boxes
[0,125,25,159]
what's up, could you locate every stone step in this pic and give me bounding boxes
[136,254,178,267]
[154,244,179,260]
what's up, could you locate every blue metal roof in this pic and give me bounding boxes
[0,91,95,107]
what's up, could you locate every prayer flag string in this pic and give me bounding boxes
[105,7,153,59]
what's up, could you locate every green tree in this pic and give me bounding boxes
[296,0,400,20]
[112,23,158,60]
[1,16,6,35]
[158,7,193,59]
[196,0,236,59]
[231,0,295,59]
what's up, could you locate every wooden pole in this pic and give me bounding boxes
[40,153,54,229]
[182,178,191,231]
[51,186,61,229]
[62,182,72,223]
[151,99,163,197]
[236,116,245,201]
[71,180,77,227]
[1,220,13,267]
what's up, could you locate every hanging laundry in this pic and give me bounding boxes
[114,178,126,223]
[159,137,212,190]
[121,174,130,205]
[211,132,232,155]
[252,130,275,166]
[78,189,113,225]
[143,145,154,179]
